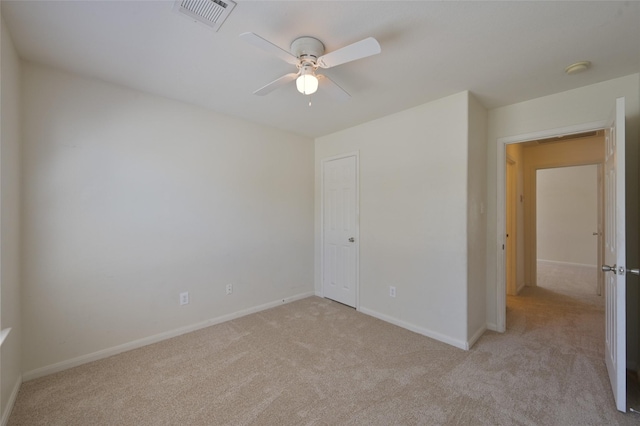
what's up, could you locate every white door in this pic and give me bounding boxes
[322,155,358,307]
[603,97,626,412]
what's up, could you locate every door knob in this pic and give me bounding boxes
[593,232,599,236]
[602,264,617,274]
[628,269,639,276]
[348,237,355,242]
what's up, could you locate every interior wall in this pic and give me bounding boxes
[21,63,315,376]
[537,165,598,266]
[0,12,23,422]
[467,93,488,343]
[315,91,474,348]
[486,73,640,366]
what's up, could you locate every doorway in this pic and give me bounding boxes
[496,99,631,413]
[502,132,605,303]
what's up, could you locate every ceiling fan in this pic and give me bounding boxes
[239,32,381,100]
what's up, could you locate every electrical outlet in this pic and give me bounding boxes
[389,286,396,298]
[226,284,233,295]
[179,291,189,305]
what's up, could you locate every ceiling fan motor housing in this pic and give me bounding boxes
[290,36,325,61]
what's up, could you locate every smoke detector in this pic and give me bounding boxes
[174,0,236,32]
[564,61,591,75]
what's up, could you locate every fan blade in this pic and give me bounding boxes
[239,32,299,65]
[317,74,350,102]
[317,37,381,69]
[253,73,299,96]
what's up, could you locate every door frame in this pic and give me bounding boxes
[320,151,360,309]
[506,156,517,295]
[597,163,604,296]
[495,121,607,332]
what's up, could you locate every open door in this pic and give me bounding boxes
[602,97,626,412]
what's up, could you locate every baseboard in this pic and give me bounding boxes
[537,259,597,269]
[486,322,499,332]
[1,375,22,426]
[467,324,487,349]
[22,291,315,381]
[358,306,468,350]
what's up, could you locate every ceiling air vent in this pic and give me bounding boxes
[174,0,236,32]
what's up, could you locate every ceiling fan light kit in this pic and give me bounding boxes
[291,36,323,95]
[296,65,319,95]
[239,32,381,100]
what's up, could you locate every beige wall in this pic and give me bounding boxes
[315,91,487,349]
[21,64,315,377]
[467,94,488,343]
[0,13,23,423]
[537,165,598,266]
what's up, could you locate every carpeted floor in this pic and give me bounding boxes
[537,260,598,295]
[8,286,640,425]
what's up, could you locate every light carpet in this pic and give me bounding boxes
[537,260,598,295]
[8,290,639,425]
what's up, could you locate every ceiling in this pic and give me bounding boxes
[2,1,639,139]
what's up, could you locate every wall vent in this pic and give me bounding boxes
[174,0,236,32]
